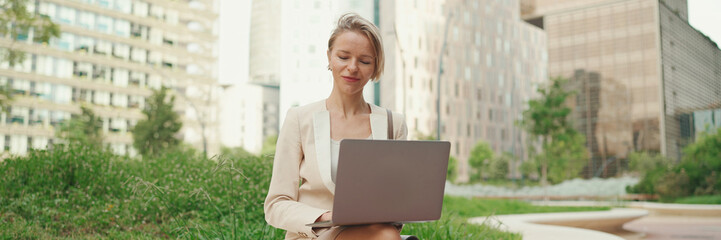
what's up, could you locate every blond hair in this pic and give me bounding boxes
[328,13,384,82]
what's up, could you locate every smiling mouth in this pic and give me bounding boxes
[342,76,360,82]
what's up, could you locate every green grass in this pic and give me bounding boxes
[443,196,610,217]
[1,144,525,239]
[0,144,285,239]
[674,195,721,204]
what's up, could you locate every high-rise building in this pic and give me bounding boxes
[380,0,548,181]
[521,0,721,176]
[0,0,220,157]
[219,82,279,154]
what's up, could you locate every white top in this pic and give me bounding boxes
[331,135,372,183]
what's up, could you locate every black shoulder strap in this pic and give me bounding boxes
[386,109,394,140]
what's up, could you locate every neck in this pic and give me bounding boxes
[326,90,368,118]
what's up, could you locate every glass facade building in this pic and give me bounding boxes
[522,0,721,176]
[0,0,220,157]
[380,0,547,181]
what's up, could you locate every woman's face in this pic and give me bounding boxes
[327,31,375,97]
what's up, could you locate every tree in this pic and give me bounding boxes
[468,141,494,181]
[543,131,587,184]
[629,128,721,198]
[57,105,103,146]
[132,87,182,157]
[521,77,585,186]
[447,156,458,183]
[679,127,721,195]
[627,151,671,174]
[1,0,60,110]
[0,83,10,113]
[483,153,511,180]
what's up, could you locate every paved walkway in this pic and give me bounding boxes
[622,202,721,240]
[469,208,647,240]
[509,201,721,240]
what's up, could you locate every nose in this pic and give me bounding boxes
[347,60,358,72]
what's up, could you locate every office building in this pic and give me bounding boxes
[0,0,220,157]
[521,0,721,175]
[219,82,279,155]
[380,0,548,181]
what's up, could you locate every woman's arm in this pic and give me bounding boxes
[264,108,328,237]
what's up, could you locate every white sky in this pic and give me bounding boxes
[217,0,721,85]
[688,0,721,45]
[218,0,251,85]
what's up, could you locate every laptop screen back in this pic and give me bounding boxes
[332,139,451,225]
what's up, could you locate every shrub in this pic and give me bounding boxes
[627,151,671,174]
[0,143,517,239]
[447,156,458,183]
[629,128,721,199]
[482,153,510,180]
[468,141,494,182]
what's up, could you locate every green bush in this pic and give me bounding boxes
[627,151,671,174]
[483,153,510,180]
[679,127,721,196]
[1,144,518,239]
[468,141,494,182]
[0,144,285,239]
[447,156,458,183]
[629,127,721,199]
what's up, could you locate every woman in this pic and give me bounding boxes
[264,13,407,240]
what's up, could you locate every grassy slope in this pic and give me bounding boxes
[0,145,610,239]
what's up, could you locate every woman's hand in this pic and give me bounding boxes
[317,211,333,222]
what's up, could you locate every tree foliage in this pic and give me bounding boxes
[468,141,494,181]
[0,82,10,113]
[678,127,721,195]
[542,132,587,184]
[629,127,721,199]
[521,77,587,185]
[627,151,671,174]
[57,106,103,146]
[0,0,60,111]
[447,156,458,183]
[482,153,510,180]
[132,87,182,157]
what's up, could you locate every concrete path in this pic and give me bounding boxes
[623,215,721,240]
[526,200,721,240]
[469,208,648,240]
[623,202,721,240]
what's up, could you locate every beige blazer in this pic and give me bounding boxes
[264,99,408,240]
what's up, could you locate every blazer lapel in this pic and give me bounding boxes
[313,103,388,195]
[369,104,389,140]
[313,110,336,194]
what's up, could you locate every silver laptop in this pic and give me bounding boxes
[307,139,451,227]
